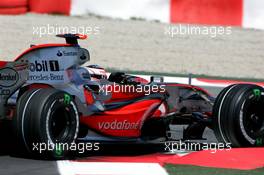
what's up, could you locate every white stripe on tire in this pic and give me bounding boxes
[21,89,41,152]
[217,85,238,144]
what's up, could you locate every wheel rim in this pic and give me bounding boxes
[241,97,264,142]
[49,105,76,143]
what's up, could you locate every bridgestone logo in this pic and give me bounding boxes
[98,120,139,130]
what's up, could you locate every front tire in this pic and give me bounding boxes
[213,84,264,147]
[13,88,79,159]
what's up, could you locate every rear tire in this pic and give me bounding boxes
[213,84,264,147]
[13,88,79,159]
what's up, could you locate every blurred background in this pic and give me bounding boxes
[0,0,264,79]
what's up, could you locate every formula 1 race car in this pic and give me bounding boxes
[0,34,263,158]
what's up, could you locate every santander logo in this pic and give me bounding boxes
[98,120,139,130]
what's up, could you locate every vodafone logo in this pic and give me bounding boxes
[98,120,139,130]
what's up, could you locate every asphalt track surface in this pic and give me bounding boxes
[0,86,222,175]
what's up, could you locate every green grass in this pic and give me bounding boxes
[165,164,264,175]
[106,68,264,82]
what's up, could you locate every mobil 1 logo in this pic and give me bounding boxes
[29,60,60,72]
[28,60,64,82]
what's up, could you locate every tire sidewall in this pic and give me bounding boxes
[213,84,237,144]
[231,85,264,146]
[214,84,264,147]
[18,89,79,159]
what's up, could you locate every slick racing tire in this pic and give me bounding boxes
[212,84,237,144]
[13,88,79,159]
[213,84,264,147]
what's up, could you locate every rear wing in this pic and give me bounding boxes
[56,33,88,45]
[0,61,28,119]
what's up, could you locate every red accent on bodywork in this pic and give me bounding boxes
[80,99,162,137]
[105,83,166,103]
[14,43,72,61]
[76,34,88,40]
[152,103,168,117]
[27,83,52,89]
[105,84,146,103]
[134,77,149,84]
[84,89,95,105]
[0,61,7,67]
[152,110,162,117]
